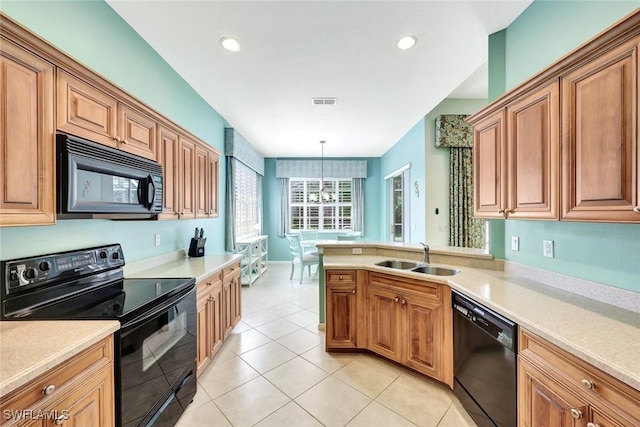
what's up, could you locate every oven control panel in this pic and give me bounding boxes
[1,244,125,294]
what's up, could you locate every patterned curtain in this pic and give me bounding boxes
[278,178,289,237]
[436,115,486,249]
[351,178,364,233]
[225,158,236,252]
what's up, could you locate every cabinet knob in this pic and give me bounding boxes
[633,206,640,213]
[498,209,505,214]
[351,289,356,294]
[581,379,595,389]
[587,423,600,427]
[207,281,212,286]
[42,384,56,395]
[400,299,406,305]
[54,414,67,425]
[339,275,343,280]
[394,296,399,303]
[114,136,121,143]
[570,408,583,419]
[122,139,128,144]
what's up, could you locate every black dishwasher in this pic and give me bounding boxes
[453,290,517,427]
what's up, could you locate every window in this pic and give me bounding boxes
[234,161,260,240]
[289,178,352,231]
[385,165,410,243]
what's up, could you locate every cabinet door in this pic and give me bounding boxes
[178,136,196,219]
[0,40,55,226]
[402,294,444,381]
[472,109,507,218]
[195,145,208,218]
[118,104,156,160]
[326,284,357,349]
[507,81,559,219]
[561,38,639,222]
[222,279,233,340]
[207,151,219,217]
[210,283,224,358]
[157,125,179,219]
[196,288,212,375]
[56,70,118,147]
[51,365,115,427]
[519,358,588,427]
[367,284,402,362]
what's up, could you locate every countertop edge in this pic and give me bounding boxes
[0,320,120,397]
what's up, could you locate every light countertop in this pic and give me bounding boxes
[125,251,242,281]
[0,320,120,397]
[323,254,640,391]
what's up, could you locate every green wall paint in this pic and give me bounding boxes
[494,0,640,291]
[380,119,427,244]
[488,30,506,102]
[0,1,228,262]
[505,0,640,89]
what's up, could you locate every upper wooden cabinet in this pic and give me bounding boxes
[468,10,640,223]
[472,110,506,218]
[561,38,639,222]
[507,82,559,220]
[472,82,560,220]
[57,70,156,160]
[0,39,55,227]
[157,125,179,219]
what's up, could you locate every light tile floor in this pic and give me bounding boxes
[176,263,477,427]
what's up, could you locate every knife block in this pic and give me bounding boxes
[188,238,205,257]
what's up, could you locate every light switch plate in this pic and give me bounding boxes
[543,240,554,258]
[511,236,519,251]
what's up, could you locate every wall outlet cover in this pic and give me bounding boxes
[154,234,161,246]
[511,236,519,251]
[543,240,554,258]
[352,247,363,255]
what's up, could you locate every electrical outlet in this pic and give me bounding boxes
[511,236,519,251]
[543,240,554,258]
[154,234,161,246]
[352,247,363,255]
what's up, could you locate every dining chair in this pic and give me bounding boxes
[285,233,319,283]
[298,229,319,254]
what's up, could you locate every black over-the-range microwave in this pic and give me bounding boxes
[56,133,163,219]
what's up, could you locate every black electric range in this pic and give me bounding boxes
[1,244,197,427]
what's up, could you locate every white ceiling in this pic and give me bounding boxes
[107,0,531,158]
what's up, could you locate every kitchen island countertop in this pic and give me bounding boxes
[323,254,640,392]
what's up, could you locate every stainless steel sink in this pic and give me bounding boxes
[374,260,421,269]
[411,266,461,276]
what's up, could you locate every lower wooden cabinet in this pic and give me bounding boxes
[325,270,359,349]
[325,269,453,388]
[196,271,223,374]
[196,261,242,376]
[518,329,640,427]
[222,262,242,340]
[0,336,114,427]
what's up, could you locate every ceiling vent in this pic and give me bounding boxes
[312,97,337,106]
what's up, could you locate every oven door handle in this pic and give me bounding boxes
[121,285,195,332]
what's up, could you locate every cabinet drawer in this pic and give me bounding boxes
[519,329,640,420]
[223,262,241,280]
[326,270,357,285]
[197,271,222,295]
[368,272,440,301]
[0,335,113,416]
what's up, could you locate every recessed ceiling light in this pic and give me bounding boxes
[397,35,417,51]
[220,37,240,52]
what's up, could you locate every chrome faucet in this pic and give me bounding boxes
[419,242,430,264]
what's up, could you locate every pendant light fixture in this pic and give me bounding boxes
[309,140,335,204]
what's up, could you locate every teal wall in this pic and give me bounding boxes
[490,0,640,291]
[0,1,228,262]
[263,158,382,261]
[380,119,426,244]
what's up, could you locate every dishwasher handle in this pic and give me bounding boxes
[453,290,517,351]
